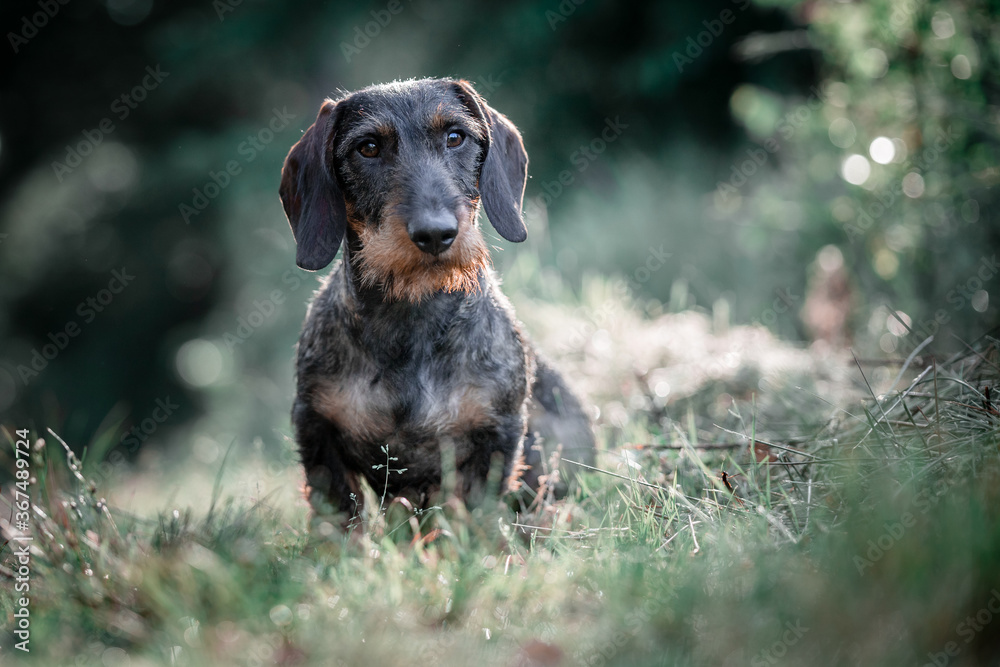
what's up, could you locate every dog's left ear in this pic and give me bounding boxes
[279,99,346,271]
[452,80,528,243]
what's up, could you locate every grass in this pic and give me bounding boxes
[2,302,1000,666]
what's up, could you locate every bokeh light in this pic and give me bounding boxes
[828,118,857,148]
[951,54,972,79]
[862,48,889,78]
[902,172,925,198]
[931,12,956,38]
[840,154,871,185]
[886,310,912,336]
[869,137,895,164]
[874,248,900,279]
[176,339,223,388]
[971,291,989,313]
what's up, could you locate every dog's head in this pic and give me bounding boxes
[279,78,528,302]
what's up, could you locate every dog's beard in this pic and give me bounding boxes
[352,210,491,303]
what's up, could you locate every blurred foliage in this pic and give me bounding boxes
[741,0,1000,357]
[0,0,995,462]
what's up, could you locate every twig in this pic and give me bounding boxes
[712,426,820,460]
[562,459,711,519]
[886,335,934,394]
[933,357,942,443]
[949,332,1000,374]
[852,350,897,441]
[856,358,932,366]
[804,479,813,533]
[625,442,748,450]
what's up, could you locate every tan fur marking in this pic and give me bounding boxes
[455,386,495,429]
[354,204,491,303]
[429,110,452,134]
[423,385,495,435]
[313,379,393,440]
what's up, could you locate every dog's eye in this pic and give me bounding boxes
[446,130,464,148]
[357,140,380,158]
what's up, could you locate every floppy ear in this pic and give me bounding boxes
[452,80,528,243]
[279,100,346,271]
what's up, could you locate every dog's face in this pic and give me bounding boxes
[279,78,528,302]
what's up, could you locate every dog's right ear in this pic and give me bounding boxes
[279,100,346,271]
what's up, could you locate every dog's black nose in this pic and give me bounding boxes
[408,212,458,256]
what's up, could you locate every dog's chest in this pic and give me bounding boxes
[311,304,523,450]
[313,359,500,443]
[303,273,528,476]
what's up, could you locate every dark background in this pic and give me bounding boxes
[0,0,996,463]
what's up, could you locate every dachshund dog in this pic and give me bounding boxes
[279,78,594,526]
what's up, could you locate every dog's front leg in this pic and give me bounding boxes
[292,397,364,528]
[456,412,527,500]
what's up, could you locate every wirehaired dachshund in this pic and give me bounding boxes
[279,77,595,526]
